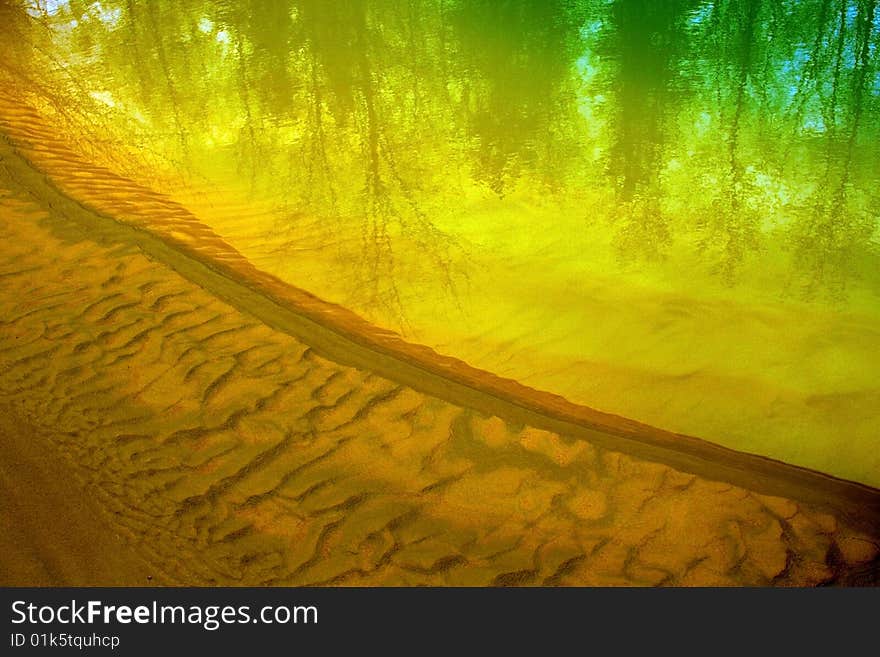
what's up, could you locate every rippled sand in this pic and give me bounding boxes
[0,94,878,586]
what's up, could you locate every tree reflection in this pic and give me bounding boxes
[3,0,879,303]
[600,0,695,261]
[450,0,587,196]
[788,0,878,299]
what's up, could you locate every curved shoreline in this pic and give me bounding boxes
[1,92,878,531]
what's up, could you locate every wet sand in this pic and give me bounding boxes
[0,94,878,585]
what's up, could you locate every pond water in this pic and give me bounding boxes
[3,0,879,485]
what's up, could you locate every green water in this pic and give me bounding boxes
[2,0,879,484]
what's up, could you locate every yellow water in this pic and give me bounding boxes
[2,0,879,485]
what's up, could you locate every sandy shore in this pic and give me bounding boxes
[0,95,878,585]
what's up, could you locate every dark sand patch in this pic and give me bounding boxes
[0,405,157,586]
